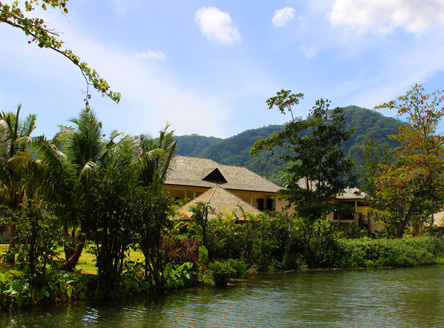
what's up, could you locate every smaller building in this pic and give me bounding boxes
[176,185,262,219]
[328,187,369,230]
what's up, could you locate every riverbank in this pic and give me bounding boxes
[1,235,444,310]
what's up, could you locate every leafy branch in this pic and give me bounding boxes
[0,0,121,108]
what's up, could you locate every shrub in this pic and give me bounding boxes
[335,237,444,268]
[209,258,247,287]
[0,271,91,309]
[225,258,247,279]
[209,261,236,287]
[198,245,209,265]
[164,262,195,289]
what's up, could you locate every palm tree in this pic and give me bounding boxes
[7,134,66,275]
[130,126,177,289]
[56,109,122,271]
[0,104,37,264]
[131,125,177,191]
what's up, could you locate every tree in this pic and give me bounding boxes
[354,136,393,234]
[0,0,120,107]
[130,126,177,290]
[189,202,215,250]
[7,129,66,277]
[371,83,444,237]
[251,90,355,220]
[0,104,37,264]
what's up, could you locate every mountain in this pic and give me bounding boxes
[175,106,404,185]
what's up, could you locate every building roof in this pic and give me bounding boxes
[164,156,281,193]
[297,178,366,200]
[176,185,262,219]
[335,187,367,200]
[430,211,444,227]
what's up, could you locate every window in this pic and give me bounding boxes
[257,198,264,211]
[266,198,274,211]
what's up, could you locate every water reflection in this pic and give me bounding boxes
[1,266,444,327]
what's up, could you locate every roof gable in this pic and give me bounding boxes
[201,167,227,184]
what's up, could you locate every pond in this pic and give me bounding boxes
[2,266,444,327]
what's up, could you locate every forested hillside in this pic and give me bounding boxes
[175,106,404,185]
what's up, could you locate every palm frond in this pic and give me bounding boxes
[78,160,99,182]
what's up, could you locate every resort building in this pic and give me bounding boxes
[163,156,370,226]
[163,156,287,219]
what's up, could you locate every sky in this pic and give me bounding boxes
[1,0,444,139]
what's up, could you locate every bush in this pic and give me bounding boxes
[164,262,195,289]
[198,245,209,265]
[225,258,247,279]
[209,261,236,287]
[335,236,444,268]
[208,258,247,287]
[0,271,91,309]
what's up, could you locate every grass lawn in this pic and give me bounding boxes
[0,244,146,275]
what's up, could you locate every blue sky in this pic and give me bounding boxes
[1,0,444,138]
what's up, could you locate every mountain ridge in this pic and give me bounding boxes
[175,106,404,185]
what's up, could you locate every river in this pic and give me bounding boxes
[1,266,444,327]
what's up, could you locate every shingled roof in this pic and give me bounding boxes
[164,156,281,193]
[335,187,367,200]
[177,185,262,219]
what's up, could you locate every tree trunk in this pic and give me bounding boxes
[58,235,86,271]
[6,219,16,265]
[398,202,416,238]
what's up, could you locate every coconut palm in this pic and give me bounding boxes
[56,109,123,271]
[7,134,66,275]
[0,104,37,264]
[131,125,177,191]
[129,126,177,289]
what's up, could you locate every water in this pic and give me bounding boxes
[1,266,444,327]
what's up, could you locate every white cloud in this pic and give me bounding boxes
[194,7,241,45]
[272,7,296,27]
[135,49,166,61]
[111,0,139,18]
[330,0,444,34]
[0,15,231,138]
[300,44,317,58]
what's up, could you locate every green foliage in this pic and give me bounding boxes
[208,258,247,287]
[371,83,444,237]
[0,0,120,107]
[251,91,355,220]
[6,204,61,280]
[164,262,195,289]
[342,106,403,160]
[198,245,209,265]
[209,261,234,287]
[336,237,444,268]
[0,108,179,299]
[119,260,150,295]
[175,135,222,157]
[345,223,368,239]
[224,258,247,279]
[203,212,349,271]
[0,105,37,264]
[282,216,344,269]
[132,189,174,291]
[246,214,281,271]
[0,271,90,309]
[189,202,215,250]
